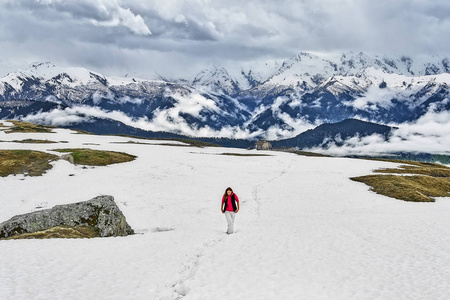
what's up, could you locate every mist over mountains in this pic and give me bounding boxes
[0,51,449,154]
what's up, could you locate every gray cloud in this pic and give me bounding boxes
[6,0,152,35]
[1,0,449,78]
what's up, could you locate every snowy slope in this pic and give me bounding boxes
[1,121,450,300]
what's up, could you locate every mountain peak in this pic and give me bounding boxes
[191,64,239,94]
[30,61,57,70]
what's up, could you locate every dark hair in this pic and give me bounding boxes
[223,187,234,198]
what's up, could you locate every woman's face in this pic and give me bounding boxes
[227,190,232,195]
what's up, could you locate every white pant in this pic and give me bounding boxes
[224,211,236,234]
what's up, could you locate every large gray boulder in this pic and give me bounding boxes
[0,195,134,239]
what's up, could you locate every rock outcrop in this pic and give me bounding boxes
[0,195,134,239]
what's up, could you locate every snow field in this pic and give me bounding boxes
[183,156,450,300]
[1,124,450,299]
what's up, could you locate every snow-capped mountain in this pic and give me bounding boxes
[191,59,282,95]
[0,52,449,141]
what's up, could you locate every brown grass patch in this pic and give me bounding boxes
[13,139,58,144]
[3,120,55,133]
[0,150,58,177]
[351,175,450,202]
[115,135,221,148]
[155,143,194,147]
[220,153,272,157]
[113,141,193,147]
[351,160,450,202]
[373,162,450,177]
[291,150,332,157]
[1,226,99,240]
[53,148,136,166]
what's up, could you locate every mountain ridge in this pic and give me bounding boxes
[272,118,395,149]
[0,51,449,142]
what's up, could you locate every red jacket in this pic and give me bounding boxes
[222,193,239,212]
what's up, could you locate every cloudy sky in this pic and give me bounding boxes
[1,0,449,78]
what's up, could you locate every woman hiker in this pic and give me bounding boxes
[221,187,240,234]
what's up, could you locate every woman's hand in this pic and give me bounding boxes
[221,209,225,213]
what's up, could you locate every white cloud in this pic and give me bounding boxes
[92,91,113,104]
[309,109,450,156]
[18,104,262,139]
[17,99,450,152]
[167,91,219,118]
[45,95,61,104]
[22,107,90,126]
[351,86,397,110]
[117,96,143,105]
[92,91,143,105]
[270,96,287,112]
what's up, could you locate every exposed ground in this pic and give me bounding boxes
[13,139,58,144]
[1,226,99,240]
[351,160,450,202]
[1,120,55,134]
[53,148,136,166]
[220,153,272,157]
[0,150,58,177]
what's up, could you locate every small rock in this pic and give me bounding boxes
[60,154,74,164]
